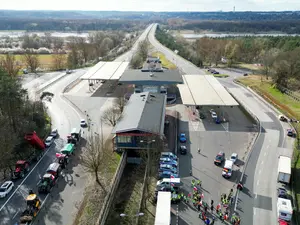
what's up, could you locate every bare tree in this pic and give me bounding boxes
[52,37,64,50]
[52,53,66,71]
[22,52,40,73]
[101,106,122,127]
[0,54,21,76]
[137,40,148,61]
[114,96,126,114]
[81,134,108,193]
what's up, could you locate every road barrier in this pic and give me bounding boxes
[36,72,69,95]
[226,82,262,214]
[96,151,127,225]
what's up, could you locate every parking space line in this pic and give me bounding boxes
[12,210,19,219]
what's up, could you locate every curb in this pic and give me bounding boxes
[228,80,262,214]
[36,73,69,95]
[62,78,81,93]
[60,94,85,118]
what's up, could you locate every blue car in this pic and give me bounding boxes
[179,133,187,143]
[158,171,179,179]
[161,152,177,160]
[159,164,178,174]
[160,157,178,167]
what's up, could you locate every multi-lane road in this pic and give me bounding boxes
[0,24,153,225]
[149,24,295,225]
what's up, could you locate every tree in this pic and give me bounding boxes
[22,52,40,73]
[137,40,148,61]
[52,37,64,50]
[81,133,108,193]
[0,54,21,77]
[130,55,143,69]
[101,106,122,127]
[114,96,126,114]
[67,48,80,69]
[52,54,66,71]
[259,48,279,79]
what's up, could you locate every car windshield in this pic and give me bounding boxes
[231,156,236,159]
[46,138,52,142]
[216,155,223,160]
[0,187,6,192]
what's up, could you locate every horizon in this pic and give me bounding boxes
[1,0,300,12]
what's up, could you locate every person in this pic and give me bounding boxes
[211,216,215,225]
[201,193,204,199]
[197,180,202,187]
[237,182,243,190]
[210,205,214,212]
[198,148,201,154]
[216,203,221,213]
[211,200,214,206]
[204,205,208,213]
[191,179,195,187]
[205,218,210,225]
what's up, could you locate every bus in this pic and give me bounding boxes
[154,191,171,225]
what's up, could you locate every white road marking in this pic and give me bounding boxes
[261,161,264,165]
[12,210,19,219]
[257,180,260,186]
[0,146,53,212]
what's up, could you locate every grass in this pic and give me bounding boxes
[0,54,63,70]
[73,137,121,225]
[151,52,177,69]
[213,74,229,78]
[237,75,300,222]
[235,63,263,72]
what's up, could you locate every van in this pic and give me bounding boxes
[277,198,293,221]
[156,178,181,187]
[71,128,81,142]
[222,160,233,178]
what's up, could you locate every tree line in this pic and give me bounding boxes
[0,67,50,179]
[156,25,300,90]
[167,19,300,34]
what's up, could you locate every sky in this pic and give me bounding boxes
[1,0,300,12]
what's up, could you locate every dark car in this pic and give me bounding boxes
[179,145,187,155]
[278,187,288,199]
[214,151,225,165]
[213,71,220,74]
[243,73,248,76]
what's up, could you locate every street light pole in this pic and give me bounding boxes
[119,212,144,225]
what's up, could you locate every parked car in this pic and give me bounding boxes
[214,151,225,165]
[179,145,187,155]
[243,73,248,76]
[161,152,177,160]
[159,164,177,174]
[159,158,178,167]
[50,128,58,138]
[211,112,218,119]
[179,133,187,143]
[80,119,87,128]
[230,153,238,163]
[287,128,296,137]
[45,136,55,147]
[0,181,14,198]
[158,171,179,179]
[213,71,220,74]
[66,69,72,74]
[278,187,288,199]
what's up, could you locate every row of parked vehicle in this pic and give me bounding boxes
[207,68,220,75]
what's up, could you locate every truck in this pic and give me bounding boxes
[38,163,61,193]
[277,198,293,222]
[12,132,46,180]
[278,156,291,184]
[18,191,41,225]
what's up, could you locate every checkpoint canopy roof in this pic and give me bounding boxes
[119,69,183,86]
[178,75,239,106]
[80,61,129,80]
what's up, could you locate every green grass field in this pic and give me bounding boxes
[0,54,60,70]
[238,75,300,222]
[151,52,177,69]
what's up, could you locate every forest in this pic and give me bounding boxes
[156,25,300,90]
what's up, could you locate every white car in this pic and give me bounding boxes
[45,136,54,147]
[230,153,238,163]
[0,181,14,198]
[211,112,218,119]
[80,119,87,127]
[50,128,58,138]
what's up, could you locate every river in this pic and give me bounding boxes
[0,31,90,38]
[181,33,300,39]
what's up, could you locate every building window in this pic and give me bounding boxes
[117,136,132,143]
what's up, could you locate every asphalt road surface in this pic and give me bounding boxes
[219,73,295,225]
[0,69,87,225]
[149,24,257,224]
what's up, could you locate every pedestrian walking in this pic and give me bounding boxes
[231,196,235,205]
[197,203,201,211]
[201,193,204,199]
[210,205,214,212]
[205,218,210,225]
[211,217,215,225]
[204,206,208,213]
[211,200,214,206]
[216,203,221,212]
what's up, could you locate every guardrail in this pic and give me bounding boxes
[96,151,127,225]
[225,82,262,214]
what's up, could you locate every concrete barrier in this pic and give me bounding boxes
[36,72,69,94]
[96,151,127,225]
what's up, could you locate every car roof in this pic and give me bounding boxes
[217,151,224,155]
[231,153,238,157]
[81,119,85,121]
[1,181,13,188]
[51,128,57,132]
[46,136,53,140]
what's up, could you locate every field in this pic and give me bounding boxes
[0,54,62,70]
[237,75,300,222]
[151,52,177,69]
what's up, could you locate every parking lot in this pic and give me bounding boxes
[173,104,257,225]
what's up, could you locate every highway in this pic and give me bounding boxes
[217,72,295,225]
[149,24,256,225]
[0,24,154,225]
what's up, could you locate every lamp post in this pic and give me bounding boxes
[119,212,144,225]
